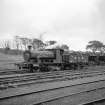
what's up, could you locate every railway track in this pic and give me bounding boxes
[1,73,105,105]
[0,69,105,90]
[0,65,104,75]
[0,69,30,75]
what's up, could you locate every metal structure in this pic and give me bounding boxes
[16,47,105,72]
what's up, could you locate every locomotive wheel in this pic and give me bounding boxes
[34,66,39,71]
[39,64,49,72]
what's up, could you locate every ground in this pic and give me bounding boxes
[0,53,23,70]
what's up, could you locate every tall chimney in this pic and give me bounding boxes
[27,45,32,51]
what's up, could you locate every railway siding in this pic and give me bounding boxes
[42,87,105,105]
[0,70,105,90]
[1,75,105,105]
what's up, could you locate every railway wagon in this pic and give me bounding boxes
[63,51,88,69]
[88,54,105,65]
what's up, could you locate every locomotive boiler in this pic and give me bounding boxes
[21,45,66,72]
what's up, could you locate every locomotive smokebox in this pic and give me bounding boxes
[23,45,32,62]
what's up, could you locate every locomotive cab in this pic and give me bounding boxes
[38,48,64,71]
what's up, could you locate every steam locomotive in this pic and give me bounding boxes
[16,46,105,72]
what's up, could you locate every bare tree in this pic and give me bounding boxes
[4,40,11,49]
[2,40,11,53]
[19,37,32,50]
[32,38,45,50]
[14,36,21,50]
[0,40,5,48]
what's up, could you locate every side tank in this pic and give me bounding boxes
[47,48,64,63]
[23,46,55,62]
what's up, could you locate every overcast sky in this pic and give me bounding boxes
[1,0,105,50]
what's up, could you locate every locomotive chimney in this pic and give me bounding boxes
[27,45,32,51]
